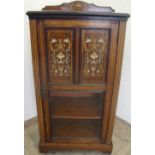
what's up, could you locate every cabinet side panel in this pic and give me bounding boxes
[29,19,45,143]
[106,21,127,143]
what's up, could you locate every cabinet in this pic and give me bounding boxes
[27,1,129,154]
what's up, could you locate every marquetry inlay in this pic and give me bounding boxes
[81,29,109,82]
[47,30,73,83]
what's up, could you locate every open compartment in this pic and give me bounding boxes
[49,91,105,119]
[48,91,105,142]
[51,118,101,141]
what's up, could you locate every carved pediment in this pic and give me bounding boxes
[42,1,114,13]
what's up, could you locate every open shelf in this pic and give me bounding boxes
[49,91,104,142]
[51,118,101,141]
[49,91,104,119]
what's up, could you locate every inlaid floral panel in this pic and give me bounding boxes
[46,29,74,83]
[81,29,109,82]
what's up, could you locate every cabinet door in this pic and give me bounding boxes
[37,21,75,86]
[46,28,75,84]
[78,22,119,141]
[80,29,109,83]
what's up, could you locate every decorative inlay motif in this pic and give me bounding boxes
[47,30,73,83]
[71,1,85,10]
[81,29,109,82]
[42,1,115,13]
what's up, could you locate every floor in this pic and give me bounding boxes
[24,117,131,155]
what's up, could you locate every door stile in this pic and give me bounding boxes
[100,21,119,142]
[37,20,51,142]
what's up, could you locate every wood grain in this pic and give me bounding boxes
[49,92,104,119]
[106,21,127,143]
[29,19,45,143]
[42,1,114,13]
[27,2,129,154]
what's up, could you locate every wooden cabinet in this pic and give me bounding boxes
[27,1,129,154]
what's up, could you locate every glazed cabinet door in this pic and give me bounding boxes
[78,23,119,142]
[79,24,118,142]
[37,19,119,143]
[37,21,78,142]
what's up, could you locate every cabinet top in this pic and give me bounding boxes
[27,1,130,20]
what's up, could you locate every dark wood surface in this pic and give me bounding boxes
[42,1,114,13]
[27,11,129,21]
[51,119,101,141]
[29,19,46,143]
[49,91,104,119]
[27,1,129,20]
[106,21,127,143]
[27,1,129,154]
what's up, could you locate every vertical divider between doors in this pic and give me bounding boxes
[75,28,80,84]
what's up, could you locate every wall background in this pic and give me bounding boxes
[24,0,131,123]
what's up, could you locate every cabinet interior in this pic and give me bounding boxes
[48,91,104,141]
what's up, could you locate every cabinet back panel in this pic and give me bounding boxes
[49,91,105,119]
[51,119,101,142]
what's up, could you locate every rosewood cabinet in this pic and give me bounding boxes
[27,1,129,154]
